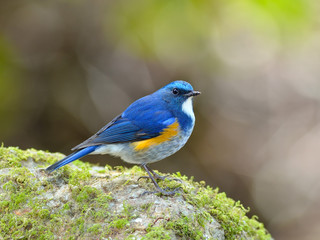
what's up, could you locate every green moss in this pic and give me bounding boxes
[123,201,135,216]
[0,146,272,239]
[144,212,207,240]
[106,201,137,236]
[166,215,203,239]
[0,213,55,240]
[0,145,64,169]
[195,211,211,228]
[69,161,92,185]
[76,216,86,233]
[87,223,102,234]
[1,168,41,213]
[95,193,113,209]
[144,226,171,239]
[72,186,98,203]
[140,202,153,212]
[176,174,272,240]
[112,217,130,229]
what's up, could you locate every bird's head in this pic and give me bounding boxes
[157,80,201,117]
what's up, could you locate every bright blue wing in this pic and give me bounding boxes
[72,94,176,150]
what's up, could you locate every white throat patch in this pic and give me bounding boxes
[182,97,195,121]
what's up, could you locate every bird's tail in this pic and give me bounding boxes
[46,145,98,173]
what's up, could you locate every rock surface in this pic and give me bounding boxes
[0,146,272,239]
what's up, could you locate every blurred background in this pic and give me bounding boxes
[1,0,320,239]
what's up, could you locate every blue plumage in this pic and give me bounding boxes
[46,146,98,173]
[46,80,200,195]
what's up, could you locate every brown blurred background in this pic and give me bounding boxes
[1,0,320,239]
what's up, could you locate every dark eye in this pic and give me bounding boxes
[172,88,179,95]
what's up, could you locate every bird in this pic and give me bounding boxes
[46,80,200,195]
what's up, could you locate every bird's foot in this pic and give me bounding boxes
[141,186,182,196]
[138,174,182,183]
[139,164,182,196]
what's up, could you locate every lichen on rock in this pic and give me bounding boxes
[0,146,272,239]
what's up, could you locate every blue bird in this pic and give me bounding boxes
[46,80,200,195]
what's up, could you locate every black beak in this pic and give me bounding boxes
[185,90,201,97]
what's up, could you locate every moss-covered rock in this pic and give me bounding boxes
[0,146,272,239]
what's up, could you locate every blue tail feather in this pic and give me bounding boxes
[46,146,98,173]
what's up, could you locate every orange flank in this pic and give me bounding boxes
[132,121,180,151]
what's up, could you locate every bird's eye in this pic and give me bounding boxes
[172,88,179,95]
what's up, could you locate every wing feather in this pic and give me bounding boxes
[72,95,176,150]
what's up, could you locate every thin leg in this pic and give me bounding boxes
[145,165,167,180]
[140,164,181,196]
[138,165,182,182]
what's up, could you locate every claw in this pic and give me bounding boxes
[139,164,182,196]
[141,186,182,196]
[138,171,182,183]
[141,175,182,182]
[138,176,150,181]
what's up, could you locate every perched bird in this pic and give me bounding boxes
[46,80,200,195]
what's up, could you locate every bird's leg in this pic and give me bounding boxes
[138,164,182,182]
[146,165,182,183]
[139,164,166,180]
[140,164,181,196]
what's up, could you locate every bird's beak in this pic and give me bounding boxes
[185,90,201,97]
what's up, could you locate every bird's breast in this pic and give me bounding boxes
[92,119,193,164]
